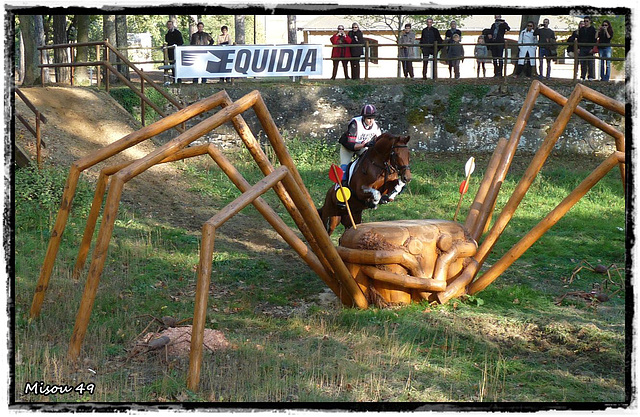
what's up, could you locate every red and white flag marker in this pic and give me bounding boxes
[454,157,475,222]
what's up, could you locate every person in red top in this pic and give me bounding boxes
[330,25,352,80]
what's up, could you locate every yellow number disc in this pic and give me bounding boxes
[336,187,351,202]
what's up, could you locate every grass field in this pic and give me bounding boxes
[12,137,628,408]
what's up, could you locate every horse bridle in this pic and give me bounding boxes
[390,144,410,178]
[362,140,410,182]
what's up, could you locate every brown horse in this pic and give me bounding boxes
[318,133,411,235]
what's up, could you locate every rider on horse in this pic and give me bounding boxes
[338,104,382,186]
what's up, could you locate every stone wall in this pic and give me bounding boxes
[167,80,626,155]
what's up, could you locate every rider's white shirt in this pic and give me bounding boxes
[350,116,382,145]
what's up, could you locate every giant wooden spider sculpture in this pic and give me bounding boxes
[29,81,625,391]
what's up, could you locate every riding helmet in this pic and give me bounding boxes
[361,104,377,118]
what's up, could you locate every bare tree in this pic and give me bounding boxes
[520,14,541,31]
[189,15,198,37]
[235,15,245,44]
[74,14,90,85]
[115,14,129,79]
[37,15,51,83]
[18,29,25,83]
[287,15,297,44]
[18,14,42,85]
[53,15,70,84]
[103,15,117,82]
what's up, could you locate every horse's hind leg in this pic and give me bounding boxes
[328,216,341,235]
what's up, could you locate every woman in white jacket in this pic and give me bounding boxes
[515,21,537,78]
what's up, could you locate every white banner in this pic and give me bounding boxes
[175,44,323,79]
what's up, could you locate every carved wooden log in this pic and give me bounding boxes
[338,219,477,305]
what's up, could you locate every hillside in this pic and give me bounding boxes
[12,86,287,248]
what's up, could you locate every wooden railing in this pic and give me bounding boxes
[15,87,47,168]
[37,40,184,130]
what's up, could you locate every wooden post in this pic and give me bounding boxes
[187,166,290,390]
[40,49,44,87]
[140,69,145,126]
[573,39,579,80]
[105,40,182,110]
[72,162,130,280]
[30,166,81,318]
[96,44,101,89]
[162,42,169,82]
[68,177,124,360]
[35,111,42,169]
[70,45,75,86]
[469,151,624,295]
[538,82,625,192]
[502,42,507,77]
[433,41,438,79]
[364,40,369,81]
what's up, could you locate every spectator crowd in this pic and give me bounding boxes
[162,16,617,83]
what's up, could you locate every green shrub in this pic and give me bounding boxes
[343,84,376,100]
[14,165,94,230]
[109,86,169,124]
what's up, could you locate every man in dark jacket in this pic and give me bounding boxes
[164,20,183,82]
[419,18,443,79]
[577,16,597,81]
[485,15,510,77]
[534,18,556,79]
[190,22,214,83]
[348,22,364,80]
[190,21,214,46]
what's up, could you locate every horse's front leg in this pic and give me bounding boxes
[380,179,406,204]
[360,186,382,209]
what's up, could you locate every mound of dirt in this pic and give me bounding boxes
[134,326,230,358]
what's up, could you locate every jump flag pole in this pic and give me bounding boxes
[329,164,357,230]
[454,157,475,222]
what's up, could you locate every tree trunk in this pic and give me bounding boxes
[53,15,70,84]
[520,15,540,31]
[235,15,245,45]
[189,15,198,37]
[18,15,40,85]
[19,29,25,83]
[75,14,90,85]
[37,15,50,83]
[103,14,117,83]
[287,15,296,44]
[115,14,129,80]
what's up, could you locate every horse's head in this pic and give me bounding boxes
[390,135,412,184]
